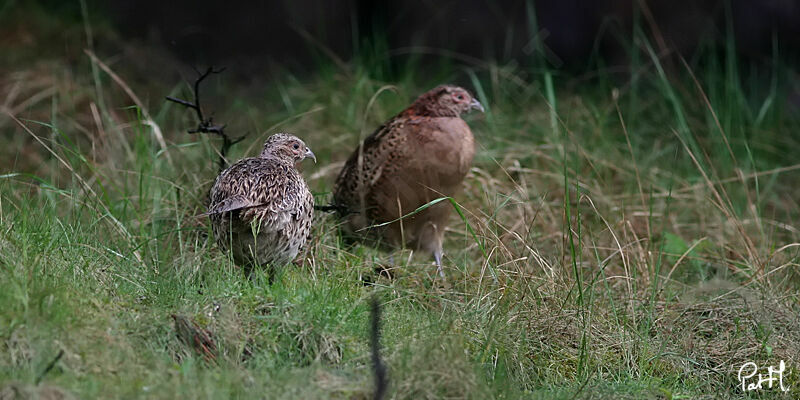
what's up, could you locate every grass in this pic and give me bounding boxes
[2,3,800,399]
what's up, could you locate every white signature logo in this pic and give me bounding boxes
[738,360,790,392]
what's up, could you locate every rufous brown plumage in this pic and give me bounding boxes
[332,85,483,276]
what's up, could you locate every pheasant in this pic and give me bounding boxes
[332,85,483,276]
[206,133,315,277]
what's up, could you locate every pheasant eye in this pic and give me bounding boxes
[456,94,464,100]
[293,143,300,150]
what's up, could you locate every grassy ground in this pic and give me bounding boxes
[2,5,800,399]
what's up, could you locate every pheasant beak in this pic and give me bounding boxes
[305,148,317,163]
[470,98,485,113]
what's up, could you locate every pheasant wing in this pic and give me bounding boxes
[333,118,409,213]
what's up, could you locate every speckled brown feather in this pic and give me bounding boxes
[332,85,481,273]
[207,133,314,274]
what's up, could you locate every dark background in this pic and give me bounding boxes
[31,0,795,76]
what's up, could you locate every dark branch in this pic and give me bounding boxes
[166,66,243,173]
[36,349,64,384]
[314,203,349,213]
[163,96,194,108]
[370,296,387,400]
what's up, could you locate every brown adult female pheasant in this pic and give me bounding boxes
[206,133,316,276]
[332,85,483,276]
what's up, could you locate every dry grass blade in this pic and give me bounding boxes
[83,49,174,168]
[3,8,799,398]
[5,111,142,262]
[672,128,762,279]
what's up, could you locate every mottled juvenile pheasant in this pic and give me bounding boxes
[332,85,483,276]
[206,133,315,276]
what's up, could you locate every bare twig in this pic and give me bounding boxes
[166,67,245,172]
[35,350,64,384]
[314,203,347,213]
[370,296,387,400]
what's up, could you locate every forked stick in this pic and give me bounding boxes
[166,67,245,172]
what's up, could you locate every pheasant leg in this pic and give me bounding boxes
[434,249,444,278]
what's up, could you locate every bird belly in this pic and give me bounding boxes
[214,217,298,268]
